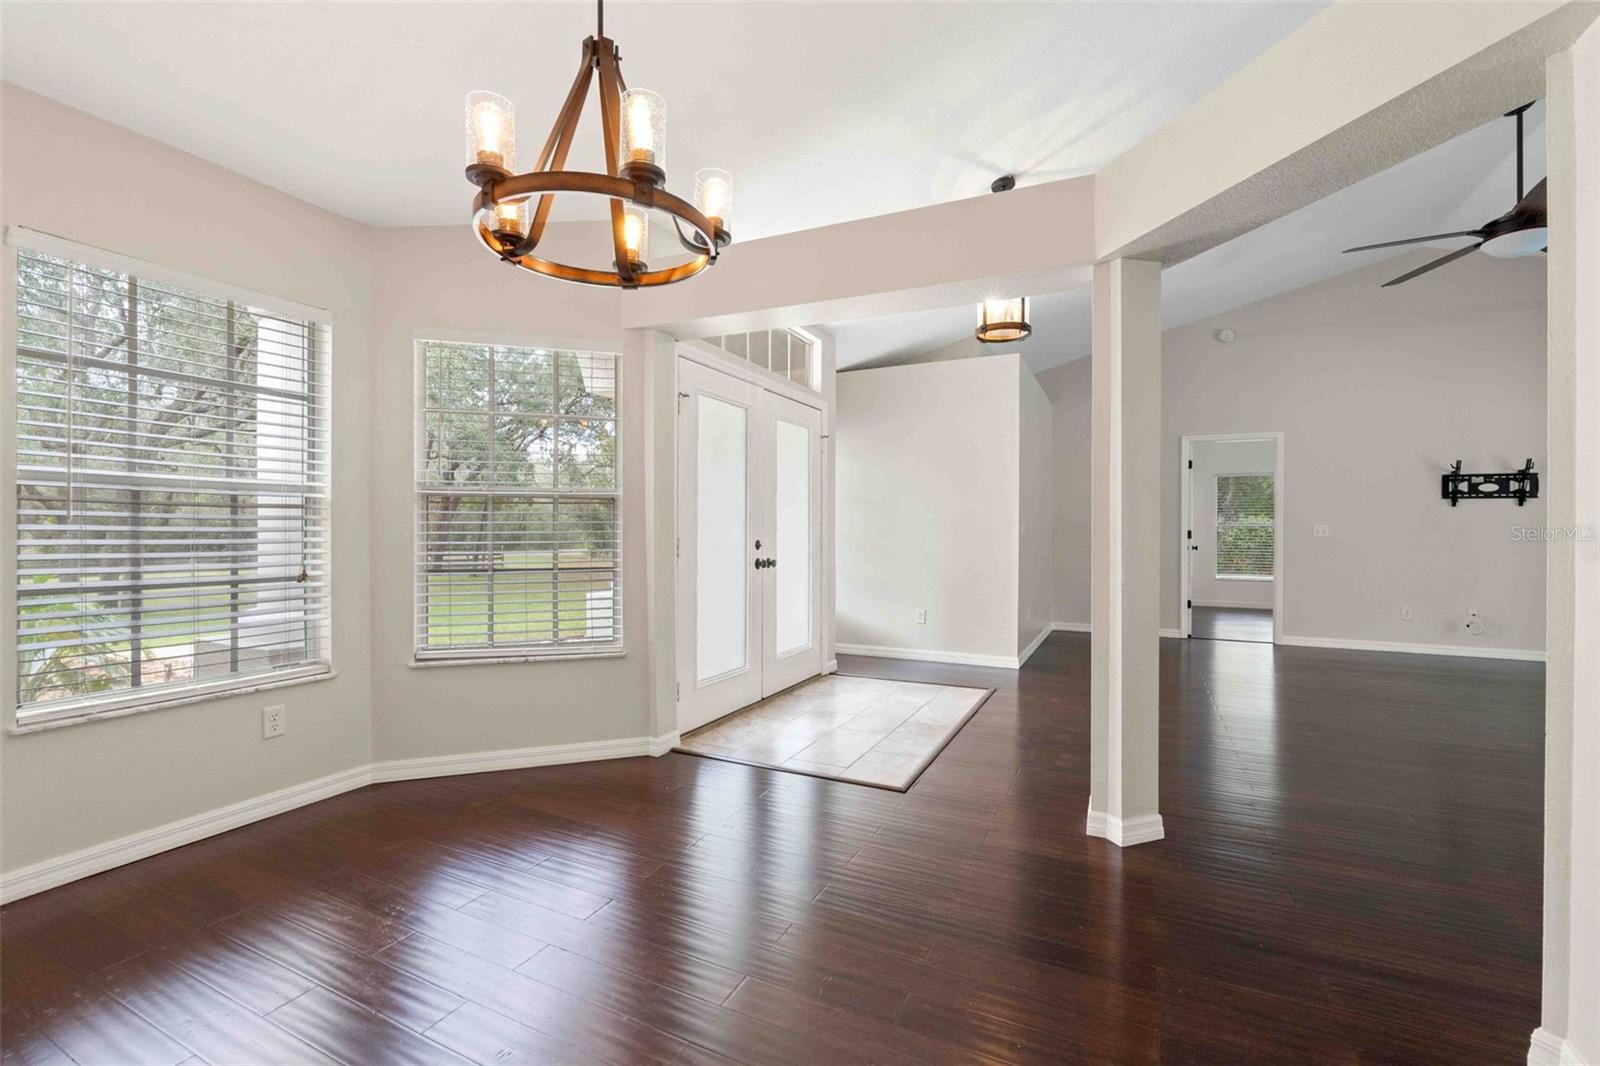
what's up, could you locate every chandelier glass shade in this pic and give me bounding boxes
[976,297,1031,343]
[463,1,730,289]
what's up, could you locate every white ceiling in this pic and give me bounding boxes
[0,1,1323,240]
[831,100,1547,371]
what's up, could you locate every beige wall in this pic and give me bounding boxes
[0,87,376,872]
[363,225,658,762]
[835,356,1022,664]
[1043,250,1547,653]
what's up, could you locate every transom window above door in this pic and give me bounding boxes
[413,340,621,661]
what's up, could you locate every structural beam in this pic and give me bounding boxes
[622,177,1095,338]
[1087,258,1163,847]
[1097,1,1598,265]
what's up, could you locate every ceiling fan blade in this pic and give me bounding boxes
[1381,243,1482,287]
[1516,176,1547,217]
[1343,231,1483,254]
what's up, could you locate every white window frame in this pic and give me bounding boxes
[4,227,335,732]
[411,333,624,666]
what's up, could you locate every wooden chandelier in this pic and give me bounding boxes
[463,1,731,289]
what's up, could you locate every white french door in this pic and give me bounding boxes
[676,356,823,733]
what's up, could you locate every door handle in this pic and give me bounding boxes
[754,557,776,569]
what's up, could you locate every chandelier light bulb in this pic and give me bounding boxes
[622,205,649,267]
[465,90,515,170]
[695,168,733,233]
[492,198,528,240]
[620,89,664,169]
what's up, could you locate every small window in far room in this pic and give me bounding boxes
[1216,474,1274,578]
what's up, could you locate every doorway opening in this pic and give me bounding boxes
[674,345,826,734]
[1180,433,1283,644]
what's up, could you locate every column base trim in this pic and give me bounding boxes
[1086,801,1166,846]
[1528,1027,1588,1066]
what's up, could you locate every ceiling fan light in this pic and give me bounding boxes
[1480,227,1549,258]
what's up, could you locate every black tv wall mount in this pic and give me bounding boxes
[1442,459,1538,506]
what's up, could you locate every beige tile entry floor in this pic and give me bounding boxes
[675,674,992,790]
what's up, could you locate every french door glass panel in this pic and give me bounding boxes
[695,394,749,682]
[773,418,812,656]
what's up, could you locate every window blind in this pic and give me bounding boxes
[1215,473,1274,578]
[14,243,331,724]
[415,341,621,659]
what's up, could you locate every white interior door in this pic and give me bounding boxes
[758,390,823,696]
[676,359,762,732]
[676,355,824,733]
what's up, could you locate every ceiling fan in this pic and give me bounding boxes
[1344,102,1548,287]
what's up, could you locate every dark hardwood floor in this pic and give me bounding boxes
[1190,605,1274,643]
[0,634,1544,1064]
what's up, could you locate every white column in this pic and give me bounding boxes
[632,328,681,751]
[1532,20,1599,1066]
[1087,258,1164,846]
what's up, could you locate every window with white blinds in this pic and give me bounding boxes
[415,340,621,660]
[13,239,331,725]
[1215,473,1275,578]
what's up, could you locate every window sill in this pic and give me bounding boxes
[409,648,627,669]
[9,667,338,736]
[1215,574,1274,582]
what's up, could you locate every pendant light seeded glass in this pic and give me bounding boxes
[621,204,649,269]
[620,89,665,173]
[465,91,515,170]
[695,168,733,235]
[461,0,730,288]
[976,297,1031,343]
[487,198,529,242]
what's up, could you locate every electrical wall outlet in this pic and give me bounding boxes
[1401,606,1414,620]
[262,705,286,739]
[1313,524,1330,538]
[914,608,927,625]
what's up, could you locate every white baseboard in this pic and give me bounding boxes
[1191,598,1273,610]
[0,765,370,904]
[835,642,1023,669]
[1085,800,1165,846]
[1278,633,1545,662]
[1017,626,1052,667]
[1528,1027,1589,1066]
[1053,622,1185,639]
[370,735,659,783]
[1160,628,1184,639]
[2,733,671,904]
